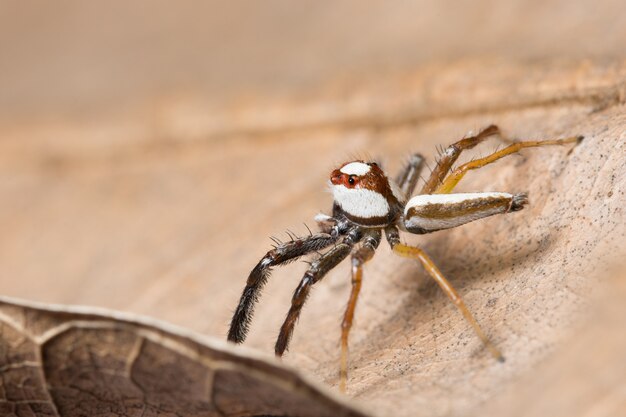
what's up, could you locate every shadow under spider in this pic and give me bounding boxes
[343,228,556,380]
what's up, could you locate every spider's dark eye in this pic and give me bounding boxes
[348,176,356,185]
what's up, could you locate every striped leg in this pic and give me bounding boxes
[403,192,528,235]
[385,225,504,361]
[395,153,425,200]
[421,125,501,194]
[435,135,582,194]
[275,229,362,356]
[339,230,382,392]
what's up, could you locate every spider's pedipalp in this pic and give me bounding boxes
[314,212,339,234]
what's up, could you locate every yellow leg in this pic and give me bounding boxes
[340,262,363,393]
[339,241,378,393]
[436,136,581,194]
[392,243,504,362]
[421,125,502,194]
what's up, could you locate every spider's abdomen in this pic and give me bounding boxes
[403,192,528,234]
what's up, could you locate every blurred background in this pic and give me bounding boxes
[2,0,626,120]
[1,2,625,417]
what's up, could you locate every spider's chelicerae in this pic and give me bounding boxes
[227,125,582,391]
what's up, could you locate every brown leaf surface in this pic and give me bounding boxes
[0,59,625,416]
[0,297,368,417]
[481,266,626,417]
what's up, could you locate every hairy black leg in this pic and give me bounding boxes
[275,227,363,356]
[228,229,342,344]
[339,229,381,392]
[395,153,425,200]
[421,125,501,194]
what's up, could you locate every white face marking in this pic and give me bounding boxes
[404,192,513,231]
[340,162,371,176]
[332,185,390,218]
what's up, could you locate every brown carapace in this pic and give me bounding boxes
[227,125,582,392]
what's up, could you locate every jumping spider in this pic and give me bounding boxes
[227,125,581,391]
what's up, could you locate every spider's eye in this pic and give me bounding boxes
[348,176,356,185]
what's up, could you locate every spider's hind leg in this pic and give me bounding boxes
[385,225,504,361]
[340,229,381,392]
[227,229,340,344]
[421,125,502,194]
[435,135,582,194]
[396,153,425,200]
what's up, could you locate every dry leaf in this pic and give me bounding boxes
[0,297,368,417]
[0,60,625,417]
[482,266,626,417]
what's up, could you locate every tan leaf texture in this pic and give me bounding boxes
[1,52,625,417]
[0,297,368,417]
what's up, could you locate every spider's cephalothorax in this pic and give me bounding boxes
[330,161,404,227]
[227,125,582,392]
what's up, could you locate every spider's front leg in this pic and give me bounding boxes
[275,227,363,356]
[340,229,382,392]
[385,225,504,361]
[227,223,345,344]
[403,191,528,234]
